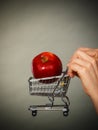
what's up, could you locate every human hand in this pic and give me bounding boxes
[67,47,98,113]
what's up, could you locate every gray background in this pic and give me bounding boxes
[0,0,98,130]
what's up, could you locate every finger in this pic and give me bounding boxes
[67,66,75,78]
[78,48,98,59]
[70,51,98,78]
[68,48,98,77]
[78,52,98,78]
[69,49,89,63]
[68,62,84,78]
[79,47,92,51]
[68,62,97,83]
[69,62,98,96]
[71,58,90,68]
[70,50,95,63]
[69,48,97,62]
[86,50,98,59]
[68,58,91,78]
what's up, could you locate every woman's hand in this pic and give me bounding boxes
[67,47,98,114]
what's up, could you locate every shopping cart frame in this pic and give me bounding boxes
[28,68,71,116]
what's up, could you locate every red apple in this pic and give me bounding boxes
[32,52,62,82]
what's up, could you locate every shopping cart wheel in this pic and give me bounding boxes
[32,110,37,116]
[63,106,69,116]
[63,111,68,116]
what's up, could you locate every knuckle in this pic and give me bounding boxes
[76,49,81,54]
[78,47,82,50]
[91,58,97,66]
[77,48,81,52]
[78,47,83,50]
[81,67,87,74]
[91,58,96,64]
[87,62,92,69]
[95,51,98,58]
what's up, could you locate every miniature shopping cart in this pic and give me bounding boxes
[28,68,71,116]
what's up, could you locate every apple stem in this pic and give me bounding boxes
[41,56,48,63]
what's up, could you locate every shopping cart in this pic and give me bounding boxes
[28,68,71,116]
